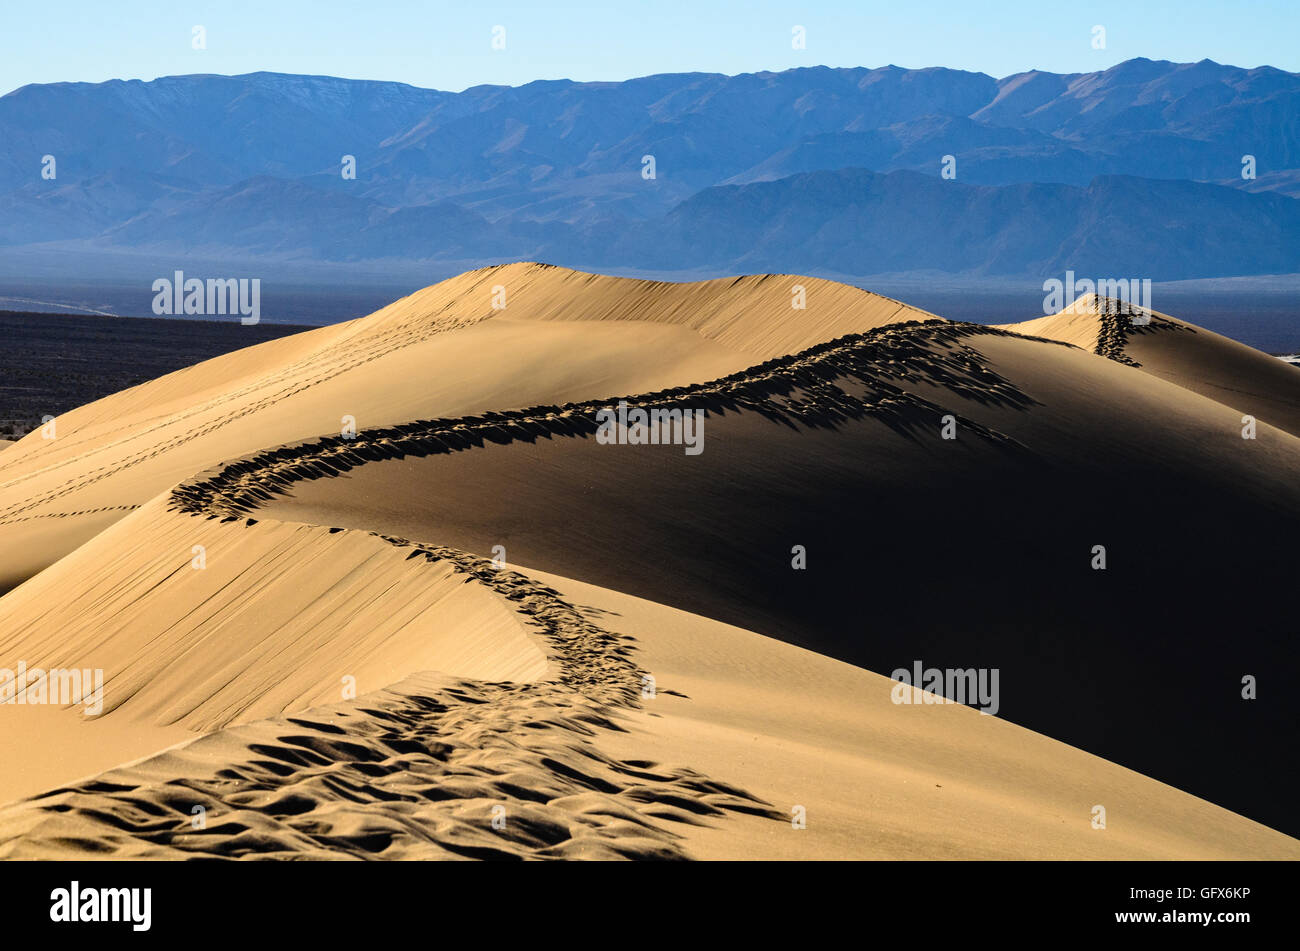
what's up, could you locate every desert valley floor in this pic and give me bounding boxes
[0,263,1295,859]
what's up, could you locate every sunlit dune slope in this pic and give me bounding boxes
[3,565,1294,860]
[0,493,546,803]
[0,263,934,591]
[1002,294,1300,436]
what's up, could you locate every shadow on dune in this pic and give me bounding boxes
[198,321,1297,838]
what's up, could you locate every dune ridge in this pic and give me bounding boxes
[0,317,1036,821]
[1,265,1297,859]
[0,263,938,592]
[171,319,1061,521]
[3,389,1294,856]
[249,307,1300,836]
[1001,293,1300,435]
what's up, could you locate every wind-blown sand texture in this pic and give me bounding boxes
[0,263,1295,859]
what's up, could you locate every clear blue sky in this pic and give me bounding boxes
[3,0,1296,96]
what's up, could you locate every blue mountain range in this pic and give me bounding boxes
[2,58,1297,280]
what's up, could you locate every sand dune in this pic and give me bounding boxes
[234,319,1300,836]
[0,264,933,593]
[0,265,1295,859]
[0,494,547,803]
[3,564,1291,860]
[1002,293,1300,436]
[0,561,781,860]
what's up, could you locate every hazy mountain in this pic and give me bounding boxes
[577,169,1300,280]
[1,59,1297,279]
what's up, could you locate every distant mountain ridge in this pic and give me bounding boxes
[1,59,1298,279]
